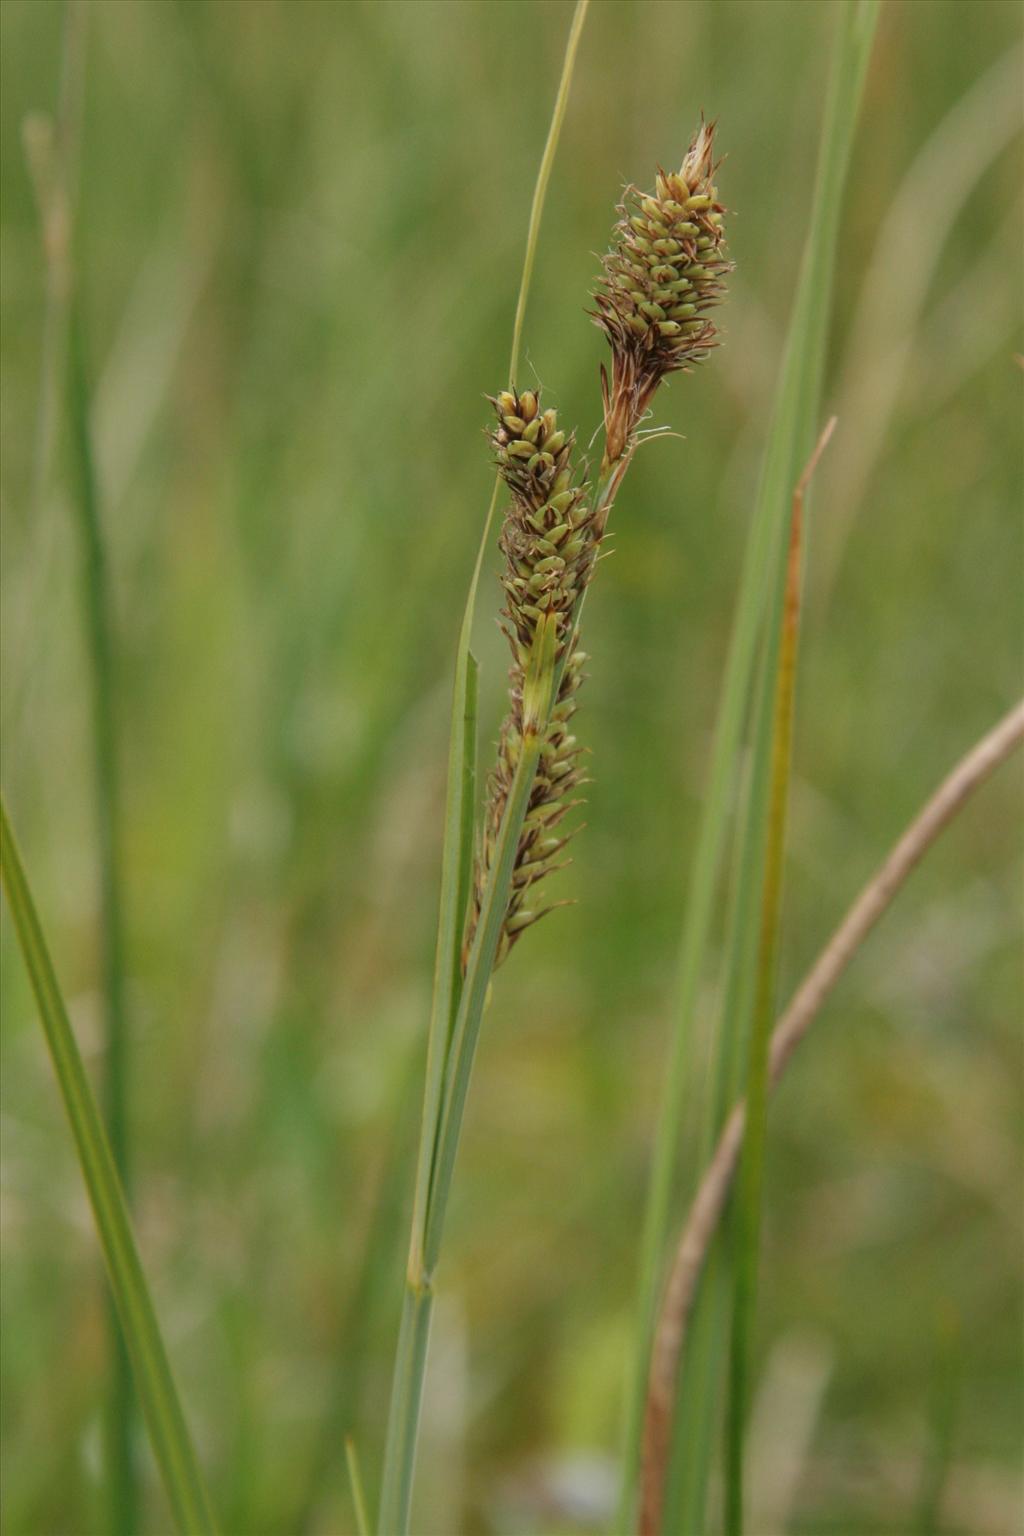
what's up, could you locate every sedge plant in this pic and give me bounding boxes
[378,42,732,1530]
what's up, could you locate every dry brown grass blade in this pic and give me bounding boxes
[640,696,1024,1531]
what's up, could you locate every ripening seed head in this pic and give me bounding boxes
[463,390,599,969]
[594,119,731,464]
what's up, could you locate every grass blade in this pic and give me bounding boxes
[0,796,218,1536]
[345,1438,371,1536]
[24,7,138,1524]
[724,420,834,1536]
[378,10,588,1525]
[67,282,138,1536]
[405,645,479,1292]
[507,0,589,387]
[669,11,878,1529]
[621,7,878,1531]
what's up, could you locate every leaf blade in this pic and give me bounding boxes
[724,419,835,1536]
[0,796,218,1536]
[622,7,879,1531]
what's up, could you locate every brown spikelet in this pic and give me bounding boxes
[594,119,731,468]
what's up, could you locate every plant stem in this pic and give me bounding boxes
[377,8,588,1528]
[345,1437,372,1536]
[23,7,138,1527]
[67,278,138,1536]
[378,1276,436,1536]
[724,420,832,1536]
[0,797,218,1535]
[379,625,554,1535]
[57,24,137,1529]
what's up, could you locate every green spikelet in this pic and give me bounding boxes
[595,119,731,466]
[463,390,598,969]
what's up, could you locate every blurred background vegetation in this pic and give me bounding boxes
[1,2,1021,1533]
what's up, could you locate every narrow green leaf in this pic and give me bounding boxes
[508,0,590,385]
[454,651,479,1016]
[725,420,833,1536]
[345,1437,371,1536]
[422,730,543,1260]
[621,6,878,1531]
[379,644,477,1536]
[27,10,137,1522]
[376,627,553,1536]
[670,13,877,1532]
[67,284,138,1536]
[406,642,479,1290]
[0,796,218,1536]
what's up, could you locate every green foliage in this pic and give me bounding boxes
[621,10,878,1530]
[1,3,1020,1533]
[0,800,216,1535]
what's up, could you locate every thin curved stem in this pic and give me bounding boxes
[640,699,1024,1530]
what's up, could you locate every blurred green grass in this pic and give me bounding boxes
[1,2,1021,1533]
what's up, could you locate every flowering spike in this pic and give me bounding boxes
[594,119,731,467]
[463,390,601,969]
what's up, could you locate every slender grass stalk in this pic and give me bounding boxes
[23,8,138,1527]
[379,617,557,1534]
[345,1438,371,1536]
[24,0,84,520]
[378,9,588,1529]
[619,7,879,1531]
[65,169,128,1210]
[67,278,138,1536]
[0,796,218,1536]
[31,6,138,1522]
[724,419,834,1536]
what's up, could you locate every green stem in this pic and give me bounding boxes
[377,7,588,1527]
[24,4,138,1526]
[378,619,554,1536]
[377,1279,436,1536]
[0,797,218,1535]
[66,282,137,1536]
[725,461,807,1536]
[424,700,551,1270]
[345,1437,372,1536]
